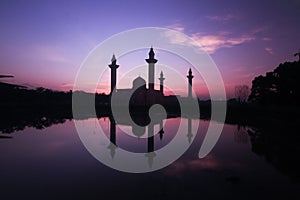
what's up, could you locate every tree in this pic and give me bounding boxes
[249,61,300,105]
[235,85,249,103]
[294,50,300,62]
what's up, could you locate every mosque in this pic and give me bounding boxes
[105,48,196,167]
[108,47,194,107]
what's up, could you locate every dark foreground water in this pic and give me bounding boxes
[0,117,299,199]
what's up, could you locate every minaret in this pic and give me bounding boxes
[187,68,194,98]
[108,54,119,95]
[145,47,158,91]
[158,71,165,95]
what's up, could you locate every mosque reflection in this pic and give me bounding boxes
[106,113,194,168]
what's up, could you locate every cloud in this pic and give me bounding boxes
[262,37,272,41]
[192,33,254,53]
[206,14,238,22]
[61,83,74,88]
[166,23,185,32]
[164,155,243,176]
[265,47,274,55]
[165,23,255,54]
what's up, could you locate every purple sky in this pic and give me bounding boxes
[0,0,299,98]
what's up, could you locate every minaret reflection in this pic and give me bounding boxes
[158,118,164,140]
[106,114,167,168]
[187,116,193,144]
[145,122,156,168]
[107,116,117,159]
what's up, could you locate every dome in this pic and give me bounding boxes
[132,76,146,89]
[132,125,146,138]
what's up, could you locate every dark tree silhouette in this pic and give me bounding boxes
[0,75,13,78]
[294,50,300,61]
[249,61,300,105]
[235,85,249,103]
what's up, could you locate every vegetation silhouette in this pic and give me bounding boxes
[249,61,300,105]
[235,85,249,103]
[0,85,110,133]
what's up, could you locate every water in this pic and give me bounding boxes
[0,117,299,199]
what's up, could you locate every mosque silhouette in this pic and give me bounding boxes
[107,114,194,168]
[108,47,195,108]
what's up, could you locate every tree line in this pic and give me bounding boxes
[248,61,300,105]
[1,60,299,107]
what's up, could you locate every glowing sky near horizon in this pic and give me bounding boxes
[0,0,300,98]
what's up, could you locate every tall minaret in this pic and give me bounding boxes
[108,54,119,95]
[145,47,158,91]
[187,68,194,98]
[158,71,165,95]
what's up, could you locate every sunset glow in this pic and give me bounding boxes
[1,0,299,98]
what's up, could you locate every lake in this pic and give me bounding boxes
[0,116,299,199]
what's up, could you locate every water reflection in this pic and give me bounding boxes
[248,126,300,183]
[105,113,185,169]
[1,114,300,199]
[0,111,72,133]
[0,134,12,139]
[234,125,249,144]
[187,117,193,144]
[108,117,117,159]
[107,113,166,168]
[1,111,300,185]
[145,122,156,168]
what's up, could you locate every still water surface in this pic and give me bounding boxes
[0,117,299,199]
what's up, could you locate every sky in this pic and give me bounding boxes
[0,0,300,98]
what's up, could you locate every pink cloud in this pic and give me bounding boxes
[166,23,185,32]
[165,23,255,54]
[265,47,274,55]
[164,154,244,177]
[191,33,255,53]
